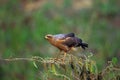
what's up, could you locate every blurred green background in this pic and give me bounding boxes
[0,0,120,80]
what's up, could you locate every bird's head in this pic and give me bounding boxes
[45,34,53,40]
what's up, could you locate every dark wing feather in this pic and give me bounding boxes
[62,37,76,47]
[62,37,83,47]
[65,33,75,38]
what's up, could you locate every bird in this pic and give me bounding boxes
[45,33,88,60]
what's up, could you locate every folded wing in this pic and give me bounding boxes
[54,33,75,40]
[62,37,79,47]
[62,37,88,49]
[65,33,75,38]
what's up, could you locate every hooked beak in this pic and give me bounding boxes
[45,34,53,39]
[45,35,48,39]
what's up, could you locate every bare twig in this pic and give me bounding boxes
[0,56,43,62]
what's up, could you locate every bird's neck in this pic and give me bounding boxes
[48,38,57,46]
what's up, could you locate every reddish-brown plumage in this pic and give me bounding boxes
[45,33,88,52]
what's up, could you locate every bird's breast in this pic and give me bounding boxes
[48,39,69,52]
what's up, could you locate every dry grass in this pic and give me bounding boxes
[1,53,120,80]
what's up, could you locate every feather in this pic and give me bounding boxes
[53,33,75,40]
[45,33,88,52]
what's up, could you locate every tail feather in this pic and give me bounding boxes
[81,43,88,50]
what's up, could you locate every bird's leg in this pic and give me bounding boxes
[54,50,62,61]
[62,52,66,63]
[56,50,62,59]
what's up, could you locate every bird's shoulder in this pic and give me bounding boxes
[53,34,65,40]
[53,33,75,40]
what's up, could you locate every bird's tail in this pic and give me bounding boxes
[80,43,88,50]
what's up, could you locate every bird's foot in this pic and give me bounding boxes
[59,52,67,64]
[61,58,65,64]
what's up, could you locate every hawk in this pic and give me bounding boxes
[45,33,88,60]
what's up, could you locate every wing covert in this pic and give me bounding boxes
[65,33,75,38]
[62,37,76,47]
